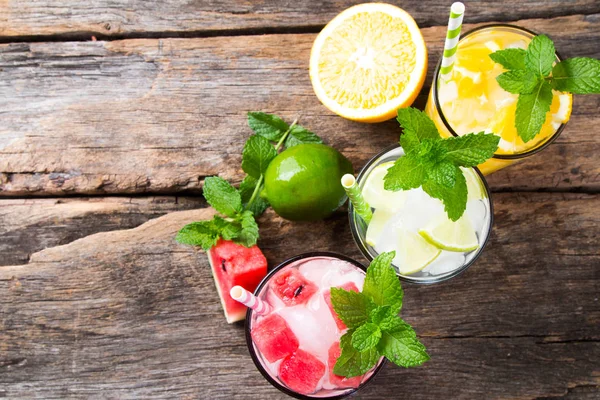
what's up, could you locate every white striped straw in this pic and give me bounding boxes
[341,174,372,224]
[230,286,272,315]
[440,2,465,81]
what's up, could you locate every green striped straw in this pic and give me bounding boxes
[440,2,465,81]
[341,174,372,224]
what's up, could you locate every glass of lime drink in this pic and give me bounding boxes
[349,145,493,284]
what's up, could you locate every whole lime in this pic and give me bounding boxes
[262,143,353,221]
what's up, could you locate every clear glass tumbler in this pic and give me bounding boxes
[425,24,569,175]
[245,252,386,399]
[349,146,494,284]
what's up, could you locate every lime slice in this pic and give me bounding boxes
[461,167,486,200]
[394,229,441,275]
[419,214,479,252]
[362,162,407,213]
[365,209,392,246]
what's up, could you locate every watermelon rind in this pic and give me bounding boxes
[207,248,249,324]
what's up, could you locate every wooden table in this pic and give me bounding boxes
[1,1,598,399]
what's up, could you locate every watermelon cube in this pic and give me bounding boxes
[251,314,299,363]
[279,349,326,395]
[327,341,363,388]
[208,239,267,323]
[323,282,359,330]
[271,268,318,306]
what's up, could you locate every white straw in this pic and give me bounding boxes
[341,174,372,224]
[230,286,271,315]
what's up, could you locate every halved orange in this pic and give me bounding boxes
[309,3,428,123]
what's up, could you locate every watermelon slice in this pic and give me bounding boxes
[279,349,326,395]
[323,282,359,330]
[327,341,363,388]
[251,313,299,363]
[207,239,267,323]
[271,268,318,306]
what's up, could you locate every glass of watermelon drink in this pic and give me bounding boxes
[245,253,386,399]
[349,145,494,284]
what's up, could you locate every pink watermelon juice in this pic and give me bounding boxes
[246,253,385,399]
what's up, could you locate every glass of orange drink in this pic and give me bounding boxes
[425,24,572,175]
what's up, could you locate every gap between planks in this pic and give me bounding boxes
[0,11,599,44]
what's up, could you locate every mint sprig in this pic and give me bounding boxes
[490,34,600,142]
[383,108,499,221]
[331,252,429,377]
[176,113,323,250]
[551,57,600,94]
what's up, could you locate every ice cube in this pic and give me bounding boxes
[466,199,487,233]
[299,258,331,288]
[279,349,326,395]
[328,262,365,291]
[251,313,299,363]
[373,219,401,254]
[399,188,445,232]
[454,66,482,83]
[278,303,339,357]
[426,251,465,276]
[439,80,458,104]
[507,40,528,49]
[484,40,501,52]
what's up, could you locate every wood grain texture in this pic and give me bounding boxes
[0,196,204,266]
[1,15,599,197]
[1,192,598,398]
[1,0,599,39]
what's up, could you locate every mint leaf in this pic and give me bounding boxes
[397,108,440,155]
[515,80,553,142]
[369,306,402,332]
[525,34,555,76]
[212,216,242,240]
[551,57,600,94]
[203,177,243,218]
[334,331,380,378]
[385,108,498,221]
[489,48,526,70]
[440,132,500,167]
[369,305,393,325]
[241,135,277,179]
[247,112,288,141]
[496,69,539,94]
[429,161,458,189]
[331,287,374,329]
[175,220,220,250]
[379,315,404,332]
[234,210,259,247]
[422,169,467,222]
[377,321,429,368]
[383,153,429,191]
[284,125,323,148]
[239,175,269,217]
[352,323,382,352]
[363,251,403,314]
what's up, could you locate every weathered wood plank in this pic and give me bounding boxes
[0,192,598,398]
[0,196,203,266]
[1,0,599,39]
[1,15,599,196]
